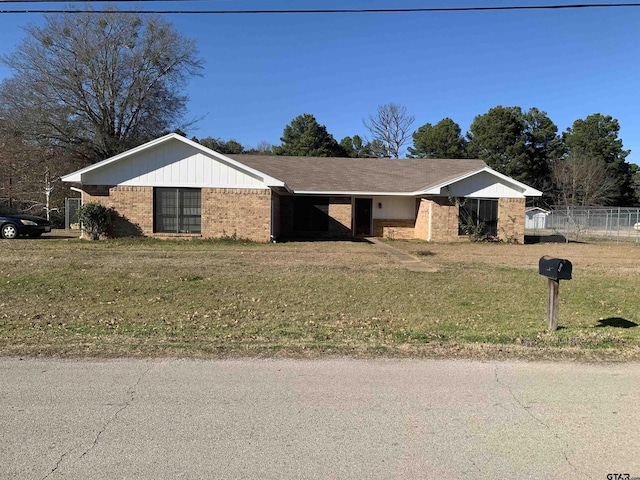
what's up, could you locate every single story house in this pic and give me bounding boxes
[62,133,542,243]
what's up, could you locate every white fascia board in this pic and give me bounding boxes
[416,167,543,197]
[61,133,287,188]
[293,190,415,196]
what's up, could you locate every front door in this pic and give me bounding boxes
[354,198,372,236]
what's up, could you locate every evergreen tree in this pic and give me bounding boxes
[563,114,634,205]
[467,106,560,193]
[408,118,467,159]
[273,114,346,157]
[339,135,386,158]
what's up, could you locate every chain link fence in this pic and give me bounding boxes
[526,206,640,243]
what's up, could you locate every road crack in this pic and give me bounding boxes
[41,445,79,480]
[78,365,152,461]
[494,364,586,478]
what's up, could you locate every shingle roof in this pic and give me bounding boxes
[62,134,541,196]
[228,155,487,193]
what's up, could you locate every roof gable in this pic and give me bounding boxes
[421,167,543,198]
[62,134,285,188]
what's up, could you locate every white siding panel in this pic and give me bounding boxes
[371,196,416,220]
[202,154,212,182]
[447,171,525,199]
[82,140,269,189]
[213,161,222,184]
[186,153,196,184]
[228,165,237,185]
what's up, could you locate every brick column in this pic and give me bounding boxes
[414,199,430,240]
[424,197,461,242]
[498,198,526,243]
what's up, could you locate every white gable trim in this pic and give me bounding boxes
[417,166,542,197]
[61,133,287,188]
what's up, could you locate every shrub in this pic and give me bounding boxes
[77,202,110,240]
[459,220,497,242]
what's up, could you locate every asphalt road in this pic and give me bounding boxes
[1,358,639,479]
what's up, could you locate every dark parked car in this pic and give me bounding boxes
[0,207,51,239]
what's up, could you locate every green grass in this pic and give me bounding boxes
[1,236,639,360]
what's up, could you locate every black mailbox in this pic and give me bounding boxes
[538,256,572,281]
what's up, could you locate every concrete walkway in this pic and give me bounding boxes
[368,238,438,272]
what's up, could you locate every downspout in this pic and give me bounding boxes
[70,186,84,203]
[427,199,432,242]
[270,191,275,243]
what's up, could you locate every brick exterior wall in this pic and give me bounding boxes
[372,219,416,239]
[80,185,272,242]
[80,185,525,244]
[424,197,463,242]
[201,188,272,242]
[328,199,352,237]
[413,196,526,243]
[497,197,526,243]
[414,200,430,240]
[82,185,153,237]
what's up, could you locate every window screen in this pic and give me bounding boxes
[293,197,330,232]
[154,188,201,234]
[458,198,498,236]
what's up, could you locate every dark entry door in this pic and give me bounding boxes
[354,198,372,236]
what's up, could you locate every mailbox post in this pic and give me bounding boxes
[538,256,572,331]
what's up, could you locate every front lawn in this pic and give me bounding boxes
[1,236,639,360]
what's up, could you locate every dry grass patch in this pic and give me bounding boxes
[1,236,639,360]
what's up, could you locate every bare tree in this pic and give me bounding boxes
[1,125,81,218]
[2,113,83,216]
[552,150,618,207]
[363,103,415,158]
[0,7,203,163]
[238,140,273,156]
[255,140,273,153]
[0,134,19,209]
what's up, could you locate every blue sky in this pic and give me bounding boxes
[0,1,639,164]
